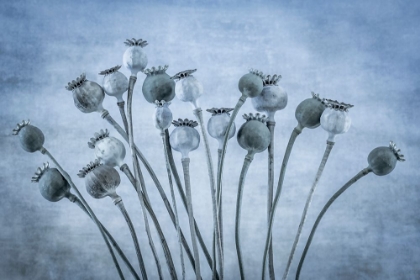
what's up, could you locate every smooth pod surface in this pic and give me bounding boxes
[295,97,325,129]
[142,73,175,103]
[154,105,173,130]
[123,46,148,75]
[237,120,271,154]
[175,75,203,107]
[103,72,128,102]
[170,126,200,158]
[252,85,288,119]
[18,125,45,153]
[95,137,126,167]
[320,108,351,141]
[238,73,263,98]
[38,168,70,202]
[207,113,236,144]
[85,165,120,199]
[72,81,105,113]
[368,146,398,176]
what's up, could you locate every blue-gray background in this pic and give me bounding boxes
[1,0,419,279]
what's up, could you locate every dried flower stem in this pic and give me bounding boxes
[161,132,186,280]
[262,124,303,279]
[235,153,254,280]
[193,107,223,280]
[216,148,224,257]
[182,157,201,280]
[69,194,140,280]
[266,121,276,280]
[115,199,148,279]
[283,141,334,280]
[296,167,372,280]
[39,147,125,280]
[117,101,129,133]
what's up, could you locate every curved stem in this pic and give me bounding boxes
[194,108,222,280]
[126,75,165,280]
[161,133,186,280]
[182,158,201,280]
[235,153,253,280]
[117,101,129,133]
[283,141,334,280]
[115,199,148,280]
[266,121,276,280]
[39,147,125,280]
[262,125,303,279]
[101,111,217,278]
[295,168,372,280]
[68,194,140,280]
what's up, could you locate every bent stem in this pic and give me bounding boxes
[266,121,276,280]
[182,158,201,280]
[235,153,254,280]
[262,124,303,279]
[115,198,148,280]
[126,75,165,280]
[102,111,217,277]
[68,194,140,280]
[296,168,372,280]
[194,107,222,280]
[39,147,125,280]
[283,141,335,280]
[117,101,129,133]
[161,132,186,280]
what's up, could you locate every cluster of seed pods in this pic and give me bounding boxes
[11,36,407,280]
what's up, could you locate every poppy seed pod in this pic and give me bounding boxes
[170,119,200,159]
[368,141,405,176]
[237,113,271,156]
[99,65,129,102]
[295,92,326,129]
[32,162,70,202]
[172,69,203,108]
[320,99,353,142]
[206,108,236,149]
[12,120,45,153]
[78,160,120,200]
[251,74,287,121]
[122,38,148,76]
[153,100,173,131]
[65,73,105,113]
[142,65,175,103]
[88,129,126,168]
[238,69,264,98]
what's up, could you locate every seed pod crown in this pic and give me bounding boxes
[262,74,282,86]
[31,162,50,182]
[143,65,169,75]
[65,73,87,91]
[88,129,110,149]
[322,98,354,112]
[154,100,171,108]
[99,65,122,76]
[172,118,198,128]
[206,108,234,116]
[77,159,102,178]
[249,68,265,79]
[171,69,197,81]
[12,120,31,135]
[242,113,268,124]
[124,38,148,47]
[311,92,324,102]
[389,141,405,161]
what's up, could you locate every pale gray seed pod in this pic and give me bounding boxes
[206,108,236,149]
[122,38,148,76]
[170,119,200,159]
[99,66,129,102]
[320,99,353,142]
[88,129,126,168]
[172,69,203,108]
[153,100,173,130]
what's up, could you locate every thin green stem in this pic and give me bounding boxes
[126,75,165,280]
[266,121,276,280]
[115,198,148,280]
[161,132,186,280]
[117,101,129,133]
[262,125,303,280]
[182,157,201,280]
[68,194,140,280]
[283,141,334,280]
[235,153,253,280]
[295,168,372,280]
[194,108,222,280]
[40,147,125,280]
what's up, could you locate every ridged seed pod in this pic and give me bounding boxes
[206,108,236,149]
[172,69,203,108]
[88,129,126,168]
[295,92,326,129]
[368,141,405,176]
[12,120,45,153]
[122,38,148,76]
[170,119,200,159]
[32,162,70,202]
[237,113,271,155]
[142,65,175,103]
[99,65,129,102]
[238,69,264,98]
[320,98,353,142]
[153,100,173,131]
[65,73,105,113]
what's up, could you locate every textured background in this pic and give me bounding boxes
[1,0,419,279]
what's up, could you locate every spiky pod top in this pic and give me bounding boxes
[32,162,50,182]
[172,118,198,128]
[262,74,282,86]
[88,129,110,149]
[322,98,354,112]
[206,108,234,116]
[124,38,148,47]
[77,159,102,178]
[65,73,87,91]
[171,69,197,81]
[242,113,268,123]
[99,65,122,76]
[143,65,169,76]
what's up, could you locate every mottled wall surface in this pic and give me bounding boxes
[1,0,419,279]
